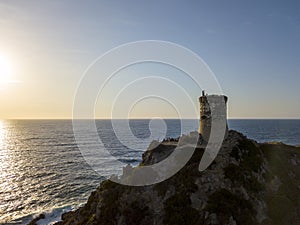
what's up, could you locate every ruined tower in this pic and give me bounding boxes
[199,91,228,143]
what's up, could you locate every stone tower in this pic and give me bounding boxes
[199,91,228,143]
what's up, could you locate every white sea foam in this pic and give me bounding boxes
[36,206,73,225]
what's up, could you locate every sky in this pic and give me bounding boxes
[0,0,299,119]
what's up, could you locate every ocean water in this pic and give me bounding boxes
[0,119,299,224]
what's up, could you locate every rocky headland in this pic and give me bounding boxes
[28,129,299,225]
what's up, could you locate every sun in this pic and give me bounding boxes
[0,55,13,85]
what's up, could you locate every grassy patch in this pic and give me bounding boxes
[224,163,263,192]
[230,146,241,160]
[205,189,255,224]
[239,139,263,173]
[260,143,300,224]
[154,148,203,197]
[122,200,151,225]
[163,193,202,225]
[224,163,243,183]
[97,180,126,225]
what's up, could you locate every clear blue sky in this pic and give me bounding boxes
[0,0,299,118]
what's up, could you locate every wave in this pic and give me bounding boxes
[6,205,78,225]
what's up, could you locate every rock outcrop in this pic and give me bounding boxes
[49,130,300,225]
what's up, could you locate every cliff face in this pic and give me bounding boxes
[54,130,300,225]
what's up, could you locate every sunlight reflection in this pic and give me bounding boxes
[0,120,9,186]
[0,120,20,223]
[0,120,7,149]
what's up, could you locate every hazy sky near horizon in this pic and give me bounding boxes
[0,0,299,119]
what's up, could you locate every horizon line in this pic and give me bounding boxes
[1,117,300,120]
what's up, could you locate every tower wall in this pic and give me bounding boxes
[199,93,228,143]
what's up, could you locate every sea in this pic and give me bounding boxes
[0,119,299,225]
